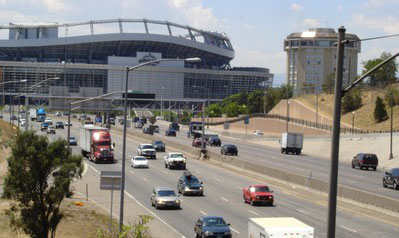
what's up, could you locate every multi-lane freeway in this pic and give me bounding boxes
[7,113,395,238]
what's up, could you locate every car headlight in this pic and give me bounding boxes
[205,231,213,235]
[184,187,189,191]
[255,196,260,199]
[199,187,203,190]
[269,196,273,199]
[224,231,231,235]
[157,199,164,204]
[175,200,180,203]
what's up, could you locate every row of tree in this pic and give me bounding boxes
[205,84,293,117]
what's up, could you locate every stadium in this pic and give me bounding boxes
[0,19,273,110]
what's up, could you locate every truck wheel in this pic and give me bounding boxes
[243,195,247,203]
[182,165,186,170]
[165,163,168,168]
[250,198,255,206]
[394,182,398,190]
[373,167,376,171]
[383,180,387,188]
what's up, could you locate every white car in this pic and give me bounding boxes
[135,121,143,128]
[137,144,156,159]
[164,152,186,169]
[155,116,164,121]
[130,156,149,168]
[253,130,264,136]
[55,111,62,116]
[45,118,53,125]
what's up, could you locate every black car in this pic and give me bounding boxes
[69,136,77,146]
[41,122,49,131]
[169,122,180,131]
[165,129,176,137]
[221,144,238,156]
[351,153,378,171]
[177,171,203,196]
[143,126,154,135]
[383,168,399,190]
[0,114,3,119]
[194,216,231,238]
[11,115,17,120]
[207,136,221,146]
[152,140,166,152]
[55,121,64,129]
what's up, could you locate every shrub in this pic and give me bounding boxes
[342,89,362,114]
[374,96,388,122]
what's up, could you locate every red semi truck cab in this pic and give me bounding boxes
[79,125,115,163]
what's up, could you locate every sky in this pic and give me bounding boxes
[0,0,398,86]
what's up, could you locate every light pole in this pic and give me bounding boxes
[193,85,209,128]
[389,98,393,159]
[160,86,165,118]
[286,100,290,133]
[352,111,355,134]
[327,27,399,238]
[119,57,201,233]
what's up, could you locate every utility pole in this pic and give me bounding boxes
[327,26,345,238]
[389,98,393,159]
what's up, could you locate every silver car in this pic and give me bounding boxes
[151,187,181,209]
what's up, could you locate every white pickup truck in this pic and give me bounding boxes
[137,144,156,159]
[164,152,186,170]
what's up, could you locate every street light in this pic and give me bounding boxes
[193,85,209,128]
[1,79,27,110]
[119,57,201,233]
[286,100,290,133]
[389,98,393,159]
[352,111,355,134]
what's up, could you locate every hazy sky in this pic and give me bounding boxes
[0,0,398,85]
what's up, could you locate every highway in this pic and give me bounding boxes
[11,114,398,238]
[131,120,399,201]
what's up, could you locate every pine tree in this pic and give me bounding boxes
[374,96,388,122]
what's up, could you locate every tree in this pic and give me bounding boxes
[323,72,335,94]
[374,96,388,122]
[2,131,83,238]
[362,52,397,87]
[205,103,223,117]
[225,102,241,117]
[384,85,399,106]
[342,88,362,114]
[247,89,264,113]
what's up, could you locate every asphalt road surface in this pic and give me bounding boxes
[10,115,397,238]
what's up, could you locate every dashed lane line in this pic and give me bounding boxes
[200,210,207,216]
[248,210,259,215]
[295,209,309,216]
[220,197,229,202]
[142,177,148,182]
[230,227,240,234]
[340,225,357,233]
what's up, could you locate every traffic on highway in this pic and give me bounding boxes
[2,110,399,238]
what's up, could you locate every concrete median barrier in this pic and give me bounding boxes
[112,126,399,214]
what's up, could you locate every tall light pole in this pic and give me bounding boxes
[193,85,209,128]
[286,100,290,133]
[160,86,165,117]
[389,98,393,159]
[352,111,355,134]
[119,57,201,233]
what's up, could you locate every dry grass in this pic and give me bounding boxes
[0,197,117,238]
[296,88,399,132]
[0,120,117,238]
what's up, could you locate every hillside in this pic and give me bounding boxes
[295,88,399,132]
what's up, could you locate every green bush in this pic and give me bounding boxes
[342,89,362,114]
[374,96,388,122]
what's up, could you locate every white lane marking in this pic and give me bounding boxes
[340,225,357,233]
[142,177,148,182]
[125,192,186,237]
[295,209,309,215]
[86,163,101,174]
[82,162,89,176]
[196,170,201,174]
[129,170,135,174]
[271,155,278,159]
[230,227,240,234]
[162,170,168,174]
[214,178,221,182]
[353,174,363,178]
[236,186,242,190]
[248,210,259,215]
[200,210,207,216]
[220,197,229,202]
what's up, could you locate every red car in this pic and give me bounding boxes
[192,138,206,148]
[243,184,274,206]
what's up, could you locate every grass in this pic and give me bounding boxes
[295,88,399,132]
[0,120,17,182]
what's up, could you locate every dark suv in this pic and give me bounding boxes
[194,216,231,238]
[221,144,238,156]
[207,136,221,146]
[351,153,378,171]
[383,168,399,190]
[169,122,180,131]
[177,171,203,196]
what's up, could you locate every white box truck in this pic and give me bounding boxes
[280,132,303,155]
[29,108,37,121]
[248,217,314,238]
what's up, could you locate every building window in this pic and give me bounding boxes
[291,40,300,46]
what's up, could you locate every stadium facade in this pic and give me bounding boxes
[0,19,273,110]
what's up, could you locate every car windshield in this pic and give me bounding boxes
[158,190,176,197]
[185,176,199,184]
[42,123,48,127]
[142,145,154,149]
[392,169,399,176]
[250,186,270,192]
[69,137,75,140]
[153,141,163,145]
[203,218,227,227]
[95,141,110,146]
[170,154,183,158]
[135,157,146,161]
[57,122,63,125]
[227,145,236,149]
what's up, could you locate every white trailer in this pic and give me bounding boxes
[281,132,303,155]
[79,125,109,156]
[248,217,314,238]
[29,108,37,121]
